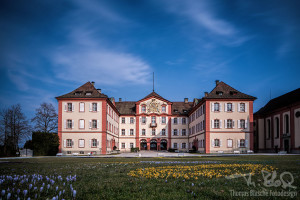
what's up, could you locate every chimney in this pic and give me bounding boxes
[91,81,95,86]
[215,80,220,86]
[119,98,122,102]
[204,92,208,97]
[97,88,101,93]
[184,98,188,103]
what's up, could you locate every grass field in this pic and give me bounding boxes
[0,155,299,199]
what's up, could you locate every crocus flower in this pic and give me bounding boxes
[7,193,11,199]
[29,184,32,190]
[23,190,28,197]
[73,190,76,198]
[1,190,5,196]
[40,187,43,192]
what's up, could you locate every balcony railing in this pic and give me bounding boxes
[150,122,157,127]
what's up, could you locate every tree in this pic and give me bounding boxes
[32,132,59,156]
[0,104,31,156]
[31,102,58,133]
[24,140,33,150]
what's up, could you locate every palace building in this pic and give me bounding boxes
[56,80,256,155]
[254,88,300,153]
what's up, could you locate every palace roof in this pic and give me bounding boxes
[56,82,108,99]
[205,81,256,100]
[255,88,300,115]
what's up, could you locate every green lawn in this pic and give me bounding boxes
[0,155,299,199]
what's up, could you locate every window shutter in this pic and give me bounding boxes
[64,120,66,129]
[72,120,74,129]
[245,139,248,147]
[89,103,92,112]
[232,103,235,112]
[220,120,222,128]
[97,120,99,129]
[97,141,99,147]
[89,120,92,129]
[238,120,240,128]
[64,103,67,112]
[63,140,66,148]
[245,103,247,112]
[139,117,141,124]
[97,103,100,112]
[225,120,227,128]
[72,104,75,112]
[211,103,214,112]
[238,103,240,112]
[89,140,91,148]
[179,118,182,124]
[211,120,214,128]
[219,103,222,111]
[224,103,227,112]
[72,140,74,147]
[159,117,162,124]
[233,120,235,128]
[245,120,248,129]
[211,139,214,147]
[220,140,222,147]
[237,140,240,148]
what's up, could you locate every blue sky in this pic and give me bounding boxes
[0,0,299,119]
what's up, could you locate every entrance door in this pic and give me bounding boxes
[160,140,167,150]
[150,140,157,150]
[284,139,289,153]
[140,140,147,150]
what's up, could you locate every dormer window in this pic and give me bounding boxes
[183,110,187,113]
[74,91,82,96]
[216,91,223,96]
[174,109,178,112]
[230,91,238,95]
[86,92,92,96]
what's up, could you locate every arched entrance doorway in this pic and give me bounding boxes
[140,139,147,150]
[150,139,157,150]
[160,139,167,150]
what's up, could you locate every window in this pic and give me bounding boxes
[92,103,97,111]
[80,151,84,154]
[67,103,72,112]
[151,116,156,123]
[267,119,271,139]
[130,117,134,124]
[92,139,97,147]
[121,129,125,136]
[240,119,245,129]
[122,117,125,124]
[141,105,146,112]
[173,118,178,124]
[285,115,289,133]
[214,139,220,147]
[227,103,232,112]
[240,139,245,147]
[162,105,166,112]
[182,143,186,149]
[142,117,146,124]
[227,139,233,148]
[67,120,72,129]
[214,120,220,128]
[173,129,178,136]
[240,103,245,112]
[227,119,233,128]
[79,119,84,129]
[79,139,84,148]
[152,129,156,136]
[92,120,97,129]
[162,117,166,124]
[142,129,146,135]
[214,103,220,112]
[173,143,178,149]
[275,117,279,138]
[182,129,186,136]
[121,143,125,149]
[79,103,85,112]
[67,151,71,154]
[130,143,134,148]
[162,129,166,136]
[182,118,186,124]
[67,139,72,147]
[130,129,134,135]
